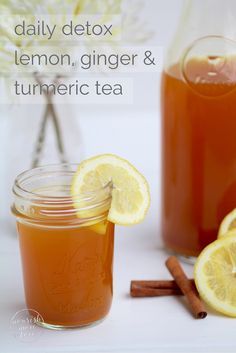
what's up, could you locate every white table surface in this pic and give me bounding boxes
[1,216,236,353]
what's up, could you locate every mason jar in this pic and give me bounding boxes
[161,0,236,260]
[12,164,114,329]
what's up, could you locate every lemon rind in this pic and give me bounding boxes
[218,208,236,238]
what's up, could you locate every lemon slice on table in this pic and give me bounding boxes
[194,235,236,317]
[218,209,236,238]
[71,154,150,225]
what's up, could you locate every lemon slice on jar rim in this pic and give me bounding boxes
[71,154,150,226]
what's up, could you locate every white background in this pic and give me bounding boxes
[3,1,235,353]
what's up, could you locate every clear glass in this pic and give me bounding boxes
[1,101,84,234]
[161,0,236,259]
[12,164,114,329]
[165,0,236,68]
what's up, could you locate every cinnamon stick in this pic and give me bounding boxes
[165,256,207,319]
[130,283,182,297]
[131,279,195,290]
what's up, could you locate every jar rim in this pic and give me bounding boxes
[12,164,113,226]
[13,163,112,202]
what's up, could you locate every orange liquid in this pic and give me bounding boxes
[161,57,236,256]
[17,216,114,327]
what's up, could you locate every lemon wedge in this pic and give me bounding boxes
[71,154,150,225]
[194,235,236,317]
[218,209,236,238]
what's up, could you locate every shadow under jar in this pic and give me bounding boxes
[12,165,114,329]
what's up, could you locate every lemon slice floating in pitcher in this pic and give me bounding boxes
[194,235,236,317]
[71,154,150,225]
[218,209,236,238]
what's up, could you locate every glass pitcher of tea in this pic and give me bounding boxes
[161,0,236,259]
